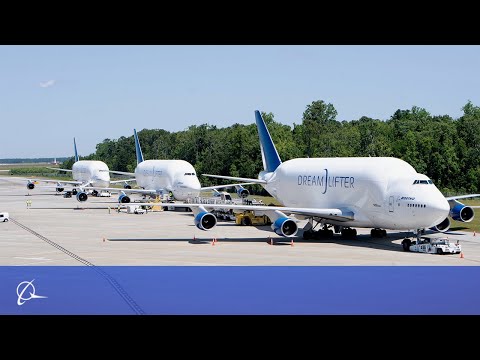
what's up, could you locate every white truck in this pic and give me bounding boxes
[402,237,461,254]
[0,212,9,222]
[126,205,147,214]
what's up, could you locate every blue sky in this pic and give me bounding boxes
[1,45,479,158]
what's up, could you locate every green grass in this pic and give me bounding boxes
[0,163,60,170]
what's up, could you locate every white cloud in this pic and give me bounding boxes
[39,80,56,88]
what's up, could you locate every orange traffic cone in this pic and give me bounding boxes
[212,238,216,246]
[103,237,106,242]
[193,235,196,241]
[291,239,294,247]
[460,252,464,259]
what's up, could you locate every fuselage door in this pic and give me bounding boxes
[389,196,394,213]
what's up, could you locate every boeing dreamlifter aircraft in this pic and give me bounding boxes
[27,138,133,202]
[85,129,252,203]
[154,110,479,241]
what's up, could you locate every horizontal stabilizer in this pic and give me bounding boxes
[47,167,73,172]
[200,182,257,191]
[202,174,267,184]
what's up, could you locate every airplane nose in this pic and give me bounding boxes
[429,197,450,224]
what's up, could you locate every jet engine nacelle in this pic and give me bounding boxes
[235,185,249,198]
[272,217,298,237]
[124,184,132,189]
[76,191,88,202]
[450,203,474,223]
[194,211,217,230]
[56,187,64,192]
[430,217,451,232]
[118,193,131,203]
[27,182,35,190]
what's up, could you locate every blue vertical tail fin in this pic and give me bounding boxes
[73,138,79,162]
[134,129,144,165]
[255,110,282,172]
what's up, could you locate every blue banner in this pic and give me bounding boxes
[1,266,479,315]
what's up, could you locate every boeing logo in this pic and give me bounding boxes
[298,169,355,194]
[16,279,47,306]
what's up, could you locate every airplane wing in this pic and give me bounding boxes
[202,174,267,184]
[47,167,73,172]
[99,169,136,177]
[110,178,137,184]
[27,178,84,186]
[200,182,257,191]
[83,186,159,196]
[142,202,354,222]
[445,194,480,201]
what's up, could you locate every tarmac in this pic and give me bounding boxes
[1,176,480,266]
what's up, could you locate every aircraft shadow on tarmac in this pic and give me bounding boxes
[106,227,434,252]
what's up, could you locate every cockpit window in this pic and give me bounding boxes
[413,180,432,185]
[184,173,196,176]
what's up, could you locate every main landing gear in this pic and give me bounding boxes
[371,228,387,238]
[303,225,333,239]
[341,227,357,238]
[302,221,357,239]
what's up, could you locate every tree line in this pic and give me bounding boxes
[62,100,480,196]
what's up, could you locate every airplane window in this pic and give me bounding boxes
[428,180,433,184]
[419,180,428,184]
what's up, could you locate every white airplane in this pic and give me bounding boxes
[153,110,480,242]
[27,138,133,202]
[85,129,253,203]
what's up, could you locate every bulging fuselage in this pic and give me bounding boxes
[72,161,110,187]
[262,157,449,230]
[135,160,201,200]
